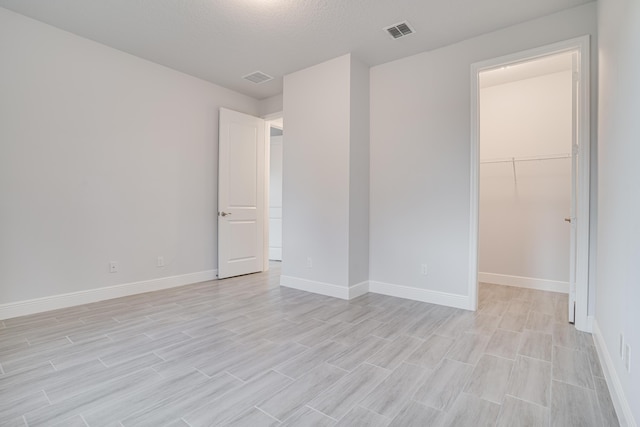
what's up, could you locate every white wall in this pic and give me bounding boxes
[369,3,597,306]
[348,56,370,286]
[479,71,572,287]
[269,134,283,260]
[595,0,640,424]
[282,54,352,288]
[281,53,369,296]
[0,8,259,306]
[259,94,283,117]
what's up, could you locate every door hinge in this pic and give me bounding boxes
[572,71,579,83]
[572,144,579,156]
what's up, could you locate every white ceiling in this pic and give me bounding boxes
[0,0,591,99]
[480,51,574,88]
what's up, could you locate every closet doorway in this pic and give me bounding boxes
[268,119,283,262]
[469,37,591,332]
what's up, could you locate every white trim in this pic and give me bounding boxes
[470,35,591,330]
[478,272,569,294]
[593,320,637,427]
[349,281,370,299]
[263,118,271,272]
[369,281,470,310]
[0,270,218,320]
[280,276,351,300]
[269,248,282,261]
[263,111,283,124]
[263,111,284,272]
[586,315,594,333]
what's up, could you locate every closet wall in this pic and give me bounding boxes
[479,69,572,291]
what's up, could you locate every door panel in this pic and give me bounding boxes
[218,108,265,279]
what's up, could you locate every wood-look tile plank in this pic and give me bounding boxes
[257,363,347,421]
[518,331,553,362]
[593,376,620,427]
[412,358,473,411]
[366,335,423,370]
[327,335,389,371]
[46,353,163,402]
[25,368,161,427]
[405,334,454,369]
[506,355,552,407]
[225,407,279,427]
[308,363,390,420]
[388,401,443,427]
[276,340,348,379]
[183,370,292,426]
[330,319,384,345]
[552,346,594,390]
[440,393,500,427]
[497,395,549,427]
[280,406,335,427]
[0,390,50,424]
[82,369,210,426]
[227,341,308,381]
[550,380,601,427]
[485,329,521,360]
[499,312,528,333]
[525,312,555,334]
[335,406,390,427]
[445,332,489,365]
[120,372,242,427]
[360,362,429,418]
[464,354,513,404]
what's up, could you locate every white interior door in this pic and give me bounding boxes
[567,52,579,324]
[218,108,265,279]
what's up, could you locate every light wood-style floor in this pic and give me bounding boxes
[0,263,619,426]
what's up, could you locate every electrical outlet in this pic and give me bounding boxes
[620,334,625,359]
[625,344,631,373]
[157,256,165,268]
[109,261,118,273]
[306,257,313,268]
[421,264,428,275]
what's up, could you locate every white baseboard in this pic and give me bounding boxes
[478,272,569,294]
[269,247,282,261]
[586,315,594,333]
[0,270,217,320]
[279,276,370,300]
[349,280,370,299]
[593,320,637,427]
[368,281,470,310]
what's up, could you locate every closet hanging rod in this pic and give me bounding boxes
[480,153,571,165]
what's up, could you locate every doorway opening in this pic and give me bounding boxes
[469,36,591,332]
[267,117,283,263]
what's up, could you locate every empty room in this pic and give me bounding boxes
[0,0,638,426]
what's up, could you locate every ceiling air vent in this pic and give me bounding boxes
[384,21,415,39]
[242,71,273,84]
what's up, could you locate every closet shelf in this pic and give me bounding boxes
[479,153,571,164]
[479,153,571,184]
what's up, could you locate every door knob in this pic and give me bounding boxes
[564,217,572,223]
[219,211,232,217]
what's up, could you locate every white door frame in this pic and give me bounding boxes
[262,111,284,272]
[468,36,591,331]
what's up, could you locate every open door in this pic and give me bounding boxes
[567,52,579,324]
[218,108,266,279]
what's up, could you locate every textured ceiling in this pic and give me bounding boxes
[0,0,591,99]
